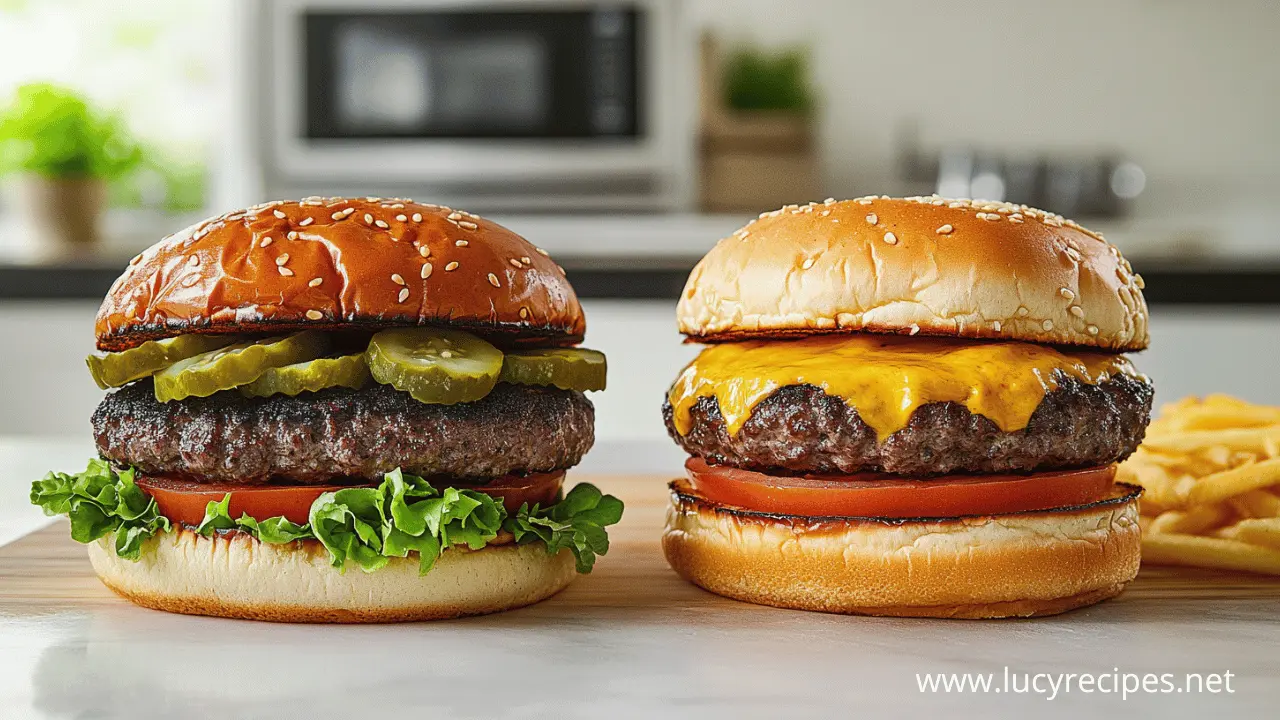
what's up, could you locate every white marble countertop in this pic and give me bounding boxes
[2,438,1278,719]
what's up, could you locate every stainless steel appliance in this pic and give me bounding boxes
[241,0,693,211]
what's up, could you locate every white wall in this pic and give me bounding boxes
[693,0,1280,215]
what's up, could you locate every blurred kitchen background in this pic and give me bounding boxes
[1,0,1278,472]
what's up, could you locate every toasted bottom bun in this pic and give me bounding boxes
[88,529,576,623]
[663,479,1142,619]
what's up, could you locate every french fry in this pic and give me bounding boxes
[1122,395,1280,575]
[1140,427,1280,454]
[1217,518,1280,551]
[1148,505,1233,535]
[1186,457,1280,505]
[1228,490,1280,519]
[1142,533,1280,575]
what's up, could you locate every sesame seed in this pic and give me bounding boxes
[487,273,501,287]
[448,212,462,220]
[363,213,374,225]
[909,324,920,335]
[305,310,323,321]
[260,237,273,248]
[273,210,286,219]
[1134,274,1146,289]
[992,321,1002,332]
[866,213,878,225]
[519,307,529,319]
[396,214,407,222]
[459,221,478,230]
[391,273,405,285]
[421,263,433,279]
[801,257,815,269]
[445,262,459,271]
[857,199,873,205]
[936,224,954,235]
[309,277,323,287]
[279,267,294,277]
[330,211,345,221]
[374,219,389,229]
[419,245,430,258]
[455,239,469,247]
[509,259,523,268]
[411,213,423,222]
[535,247,550,256]
[342,207,355,217]
[1060,287,1076,300]
[275,254,290,266]
[440,350,453,359]
[398,288,410,303]
[883,232,898,245]
[1087,325,1100,335]
[1070,305,1085,317]
[520,256,531,264]
[298,217,314,227]
[1017,307,1029,317]
[287,231,299,240]
[557,265,565,274]
[187,255,199,267]
[824,197,835,204]
[181,274,200,288]
[1042,319,1054,331]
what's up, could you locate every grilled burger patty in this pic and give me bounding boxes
[94,381,595,484]
[663,374,1152,477]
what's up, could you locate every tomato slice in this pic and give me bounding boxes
[136,471,565,527]
[685,457,1117,519]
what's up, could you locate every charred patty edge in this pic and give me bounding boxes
[663,372,1153,477]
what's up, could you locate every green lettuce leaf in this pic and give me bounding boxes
[504,483,625,573]
[193,494,309,543]
[33,462,623,574]
[28,459,170,560]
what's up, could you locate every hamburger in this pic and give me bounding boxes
[661,195,1151,618]
[31,197,621,622]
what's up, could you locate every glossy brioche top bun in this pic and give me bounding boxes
[677,196,1149,352]
[95,198,584,351]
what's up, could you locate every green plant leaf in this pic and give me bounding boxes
[0,83,143,180]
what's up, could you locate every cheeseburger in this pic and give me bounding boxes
[662,195,1150,618]
[31,197,620,622]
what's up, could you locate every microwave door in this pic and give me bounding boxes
[334,23,431,134]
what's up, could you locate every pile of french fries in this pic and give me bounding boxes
[1119,394,1280,575]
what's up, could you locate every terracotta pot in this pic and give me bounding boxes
[11,175,107,246]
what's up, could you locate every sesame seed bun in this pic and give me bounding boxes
[95,198,584,352]
[87,529,576,623]
[676,196,1149,352]
[662,479,1142,618]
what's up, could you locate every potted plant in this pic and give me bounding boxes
[699,36,821,211]
[0,83,142,246]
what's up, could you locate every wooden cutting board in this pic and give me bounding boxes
[3,475,1279,613]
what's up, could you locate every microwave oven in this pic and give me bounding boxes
[240,0,694,211]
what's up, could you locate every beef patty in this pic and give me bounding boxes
[663,374,1152,476]
[95,381,594,484]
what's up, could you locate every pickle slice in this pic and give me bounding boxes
[241,353,371,398]
[499,348,607,392]
[153,331,329,402]
[366,328,502,404]
[86,335,240,389]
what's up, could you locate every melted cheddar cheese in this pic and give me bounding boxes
[669,335,1141,440]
